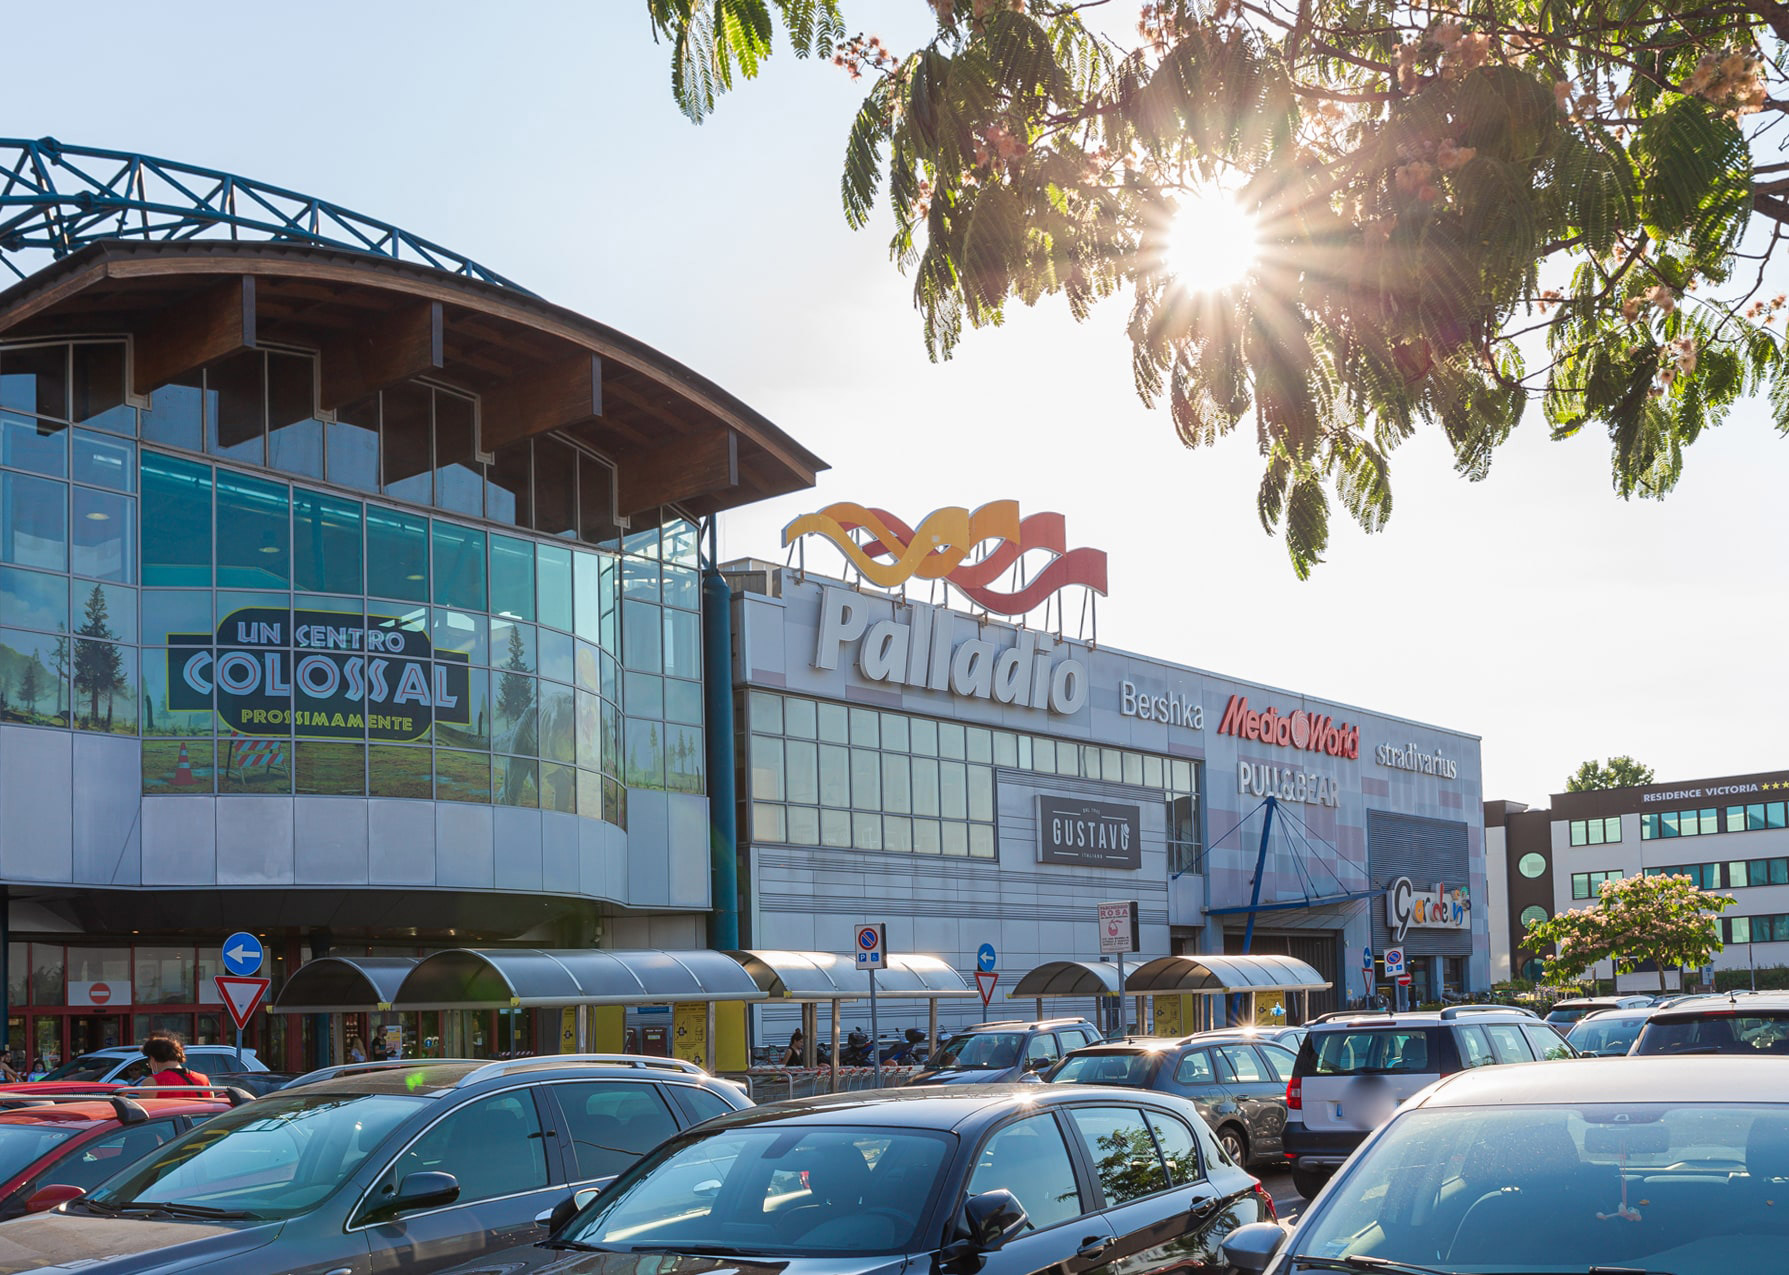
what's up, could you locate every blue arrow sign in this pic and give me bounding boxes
[222,932,264,978]
[977,943,997,973]
[1361,945,1373,972]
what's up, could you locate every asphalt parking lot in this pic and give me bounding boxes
[1259,1164,1307,1222]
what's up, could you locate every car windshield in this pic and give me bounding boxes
[933,1032,1024,1070]
[1306,1029,1436,1075]
[1296,1101,1789,1273]
[0,1124,80,1179]
[1566,1017,1645,1057]
[1637,1012,1789,1055]
[38,1054,122,1082]
[88,1091,424,1219]
[1048,1051,1156,1086]
[566,1124,952,1256]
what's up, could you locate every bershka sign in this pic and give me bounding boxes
[1038,796,1142,870]
[813,586,1087,715]
[1120,681,1203,729]
[1217,695,1359,759]
[169,608,470,743]
[1376,741,1459,780]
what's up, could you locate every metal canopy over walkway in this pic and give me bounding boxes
[728,950,976,1081]
[1007,953,1332,1033]
[272,956,419,1013]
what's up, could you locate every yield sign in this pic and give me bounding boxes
[214,975,271,1030]
[974,970,999,1007]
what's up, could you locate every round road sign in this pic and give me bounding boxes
[977,943,997,972]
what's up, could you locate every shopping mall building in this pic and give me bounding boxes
[1488,767,1789,988]
[0,140,823,1071]
[724,549,1490,1039]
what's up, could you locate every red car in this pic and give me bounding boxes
[0,1092,234,1220]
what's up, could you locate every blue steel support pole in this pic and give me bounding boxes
[1237,797,1277,1025]
[701,542,741,952]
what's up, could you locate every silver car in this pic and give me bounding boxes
[1224,1056,1789,1273]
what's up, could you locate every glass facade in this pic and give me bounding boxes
[0,338,704,820]
[744,690,1202,866]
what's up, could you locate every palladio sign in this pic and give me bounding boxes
[813,586,1088,715]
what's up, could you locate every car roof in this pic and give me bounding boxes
[1565,1006,1655,1024]
[1412,1056,1789,1108]
[693,1083,1187,1134]
[951,1018,1094,1034]
[1551,997,1631,1008]
[283,1054,727,1097]
[71,1045,254,1058]
[0,1096,231,1126]
[1647,993,1789,1018]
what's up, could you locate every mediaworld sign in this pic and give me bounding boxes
[168,608,470,743]
[1386,876,1471,944]
[1038,796,1142,870]
[814,586,1088,715]
[1216,695,1359,760]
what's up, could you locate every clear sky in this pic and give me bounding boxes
[7,3,1782,808]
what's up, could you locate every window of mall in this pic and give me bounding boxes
[0,338,707,816]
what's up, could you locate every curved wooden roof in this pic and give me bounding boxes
[0,239,825,517]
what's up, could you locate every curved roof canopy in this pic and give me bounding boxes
[0,239,825,518]
[269,956,419,1013]
[1009,960,1126,998]
[391,948,768,1010]
[727,950,977,1001]
[1125,954,1330,995]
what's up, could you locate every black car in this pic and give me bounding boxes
[1045,1033,1298,1168]
[441,1084,1275,1275]
[1629,991,1789,1054]
[910,1018,1103,1084]
[0,1054,749,1274]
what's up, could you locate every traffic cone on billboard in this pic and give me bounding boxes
[173,741,196,787]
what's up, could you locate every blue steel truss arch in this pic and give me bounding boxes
[0,136,530,293]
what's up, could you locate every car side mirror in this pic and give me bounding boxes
[377,1171,460,1220]
[25,1184,84,1214]
[537,1186,603,1232]
[953,1188,1028,1254]
[1220,1221,1290,1274]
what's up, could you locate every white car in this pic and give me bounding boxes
[33,1045,265,1084]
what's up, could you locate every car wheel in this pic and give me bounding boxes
[1218,1125,1249,1166]
[1291,1165,1328,1201]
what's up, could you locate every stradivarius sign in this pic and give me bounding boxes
[169,608,470,742]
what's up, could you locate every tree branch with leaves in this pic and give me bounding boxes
[647,0,1787,574]
[1523,871,1735,990]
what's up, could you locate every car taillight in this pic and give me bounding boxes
[1287,1078,1301,1110]
[1252,1181,1278,1221]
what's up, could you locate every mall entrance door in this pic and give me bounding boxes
[69,1014,126,1055]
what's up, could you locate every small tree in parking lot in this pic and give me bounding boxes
[1523,872,1734,992]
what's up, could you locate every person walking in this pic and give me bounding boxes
[781,1028,805,1066]
[141,1032,210,1087]
[347,1034,368,1063]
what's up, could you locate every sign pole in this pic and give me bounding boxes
[869,965,882,1088]
[1115,949,1125,1039]
[234,1023,243,1070]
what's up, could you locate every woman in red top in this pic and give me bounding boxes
[141,1032,210,1088]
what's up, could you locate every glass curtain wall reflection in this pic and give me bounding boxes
[0,338,702,826]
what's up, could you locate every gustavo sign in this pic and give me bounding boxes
[168,608,470,743]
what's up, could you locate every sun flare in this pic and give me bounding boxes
[1163,190,1261,293]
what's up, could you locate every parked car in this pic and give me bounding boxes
[1543,994,1653,1025]
[1563,1005,1655,1057]
[439,1083,1276,1275]
[1221,1056,1789,1273]
[1630,992,1789,1055]
[0,1091,236,1222]
[17,1045,267,1087]
[1282,1005,1573,1199]
[0,1053,750,1274]
[909,1017,1102,1084]
[1045,1032,1297,1167]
